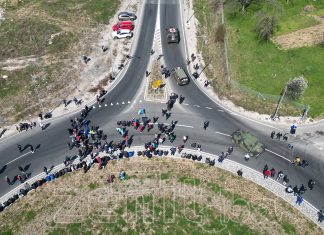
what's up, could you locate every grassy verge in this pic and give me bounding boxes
[0,158,320,234]
[193,0,324,118]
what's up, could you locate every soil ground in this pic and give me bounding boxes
[0,158,321,235]
[0,0,138,125]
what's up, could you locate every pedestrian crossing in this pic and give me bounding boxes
[91,99,220,112]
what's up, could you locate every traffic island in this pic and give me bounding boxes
[144,60,167,102]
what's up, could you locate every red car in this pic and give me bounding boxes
[112,21,134,31]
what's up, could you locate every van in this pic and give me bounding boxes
[171,67,189,86]
[112,21,134,31]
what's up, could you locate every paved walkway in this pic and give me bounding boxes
[1,145,323,230]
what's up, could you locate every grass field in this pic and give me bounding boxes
[0,158,321,235]
[0,0,120,123]
[193,0,324,118]
[224,0,324,117]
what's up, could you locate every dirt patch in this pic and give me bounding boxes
[272,16,324,50]
[145,60,166,101]
[0,158,320,234]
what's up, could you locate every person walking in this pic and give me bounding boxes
[63,99,68,107]
[276,171,284,181]
[308,179,315,190]
[5,176,11,185]
[183,135,188,143]
[283,175,289,185]
[318,210,324,223]
[30,145,34,153]
[263,169,270,179]
[296,195,303,206]
[270,131,275,139]
[17,144,22,153]
[270,168,276,177]
[293,185,299,196]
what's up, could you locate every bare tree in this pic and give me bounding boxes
[286,76,308,100]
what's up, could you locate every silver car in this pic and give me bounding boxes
[118,11,137,21]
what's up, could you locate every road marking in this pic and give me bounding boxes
[133,101,137,103]
[122,101,125,105]
[92,106,96,109]
[205,107,212,110]
[104,104,107,107]
[193,105,200,108]
[139,100,142,103]
[183,103,189,105]
[218,109,224,112]
[116,102,119,105]
[128,101,131,104]
[6,151,32,165]
[98,105,101,108]
[265,148,291,162]
[111,103,113,106]
[215,131,231,137]
[176,124,194,128]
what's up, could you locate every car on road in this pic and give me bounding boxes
[118,11,137,21]
[171,67,189,85]
[166,27,180,44]
[112,29,133,39]
[112,21,134,31]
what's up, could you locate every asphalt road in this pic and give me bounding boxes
[0,0,323,211]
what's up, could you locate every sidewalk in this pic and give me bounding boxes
[1,145,323,230]
[179,0,324,150]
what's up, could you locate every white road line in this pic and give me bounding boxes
[176,124,194,128]
[92,106,96,109]
[104,104,107,107]
[193,105,200,108]
[218,109,224,112]
[128,101,131,104]
[122,101,125,105]
[183,103,189,105]
[215,131,231,137]
[111,103,113,106]
[139,100,142,103]
[265,148,291,162]
[116,102,119,105]
[205,107,212,110]
[6,151,32,165]
[133,101,137,103]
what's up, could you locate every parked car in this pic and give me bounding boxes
[166,27,180,44]
[112,21,134,31]
[118,11,137,21]
[112,29,133,39]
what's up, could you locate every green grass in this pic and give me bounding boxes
[0,18,61,59]
[38,0,120,24]
[178,176,201,186]
[25,210,36,222]
[224,0,324,117]
[88,182,97,190]
[282,222,296,234]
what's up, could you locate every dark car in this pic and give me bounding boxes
[118,11,137,21]
[166,27,180,44]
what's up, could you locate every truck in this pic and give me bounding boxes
[171,67,189,86]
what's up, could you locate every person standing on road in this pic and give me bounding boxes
[5,176,11,185]
[203,121,209,130]
[17,144,22,153]
[183,135,188,143]
[318,210,324,223]
[308,179,315,190]
[293,185,299,196]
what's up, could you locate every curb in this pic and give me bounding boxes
[1,145,323,230]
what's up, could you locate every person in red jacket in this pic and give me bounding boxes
[263,169,270,179]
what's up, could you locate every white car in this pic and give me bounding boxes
[112,29,133,39]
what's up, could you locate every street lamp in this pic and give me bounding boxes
[31,75,43,111]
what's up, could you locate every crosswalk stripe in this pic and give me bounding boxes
[122,101,125,104]
[111,103,113,106]
[116,102,119,105]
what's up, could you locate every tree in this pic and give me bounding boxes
[286,76,308,100]
[239,0,252,12]
[255,14,276,41]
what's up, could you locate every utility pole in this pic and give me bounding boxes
[272,83,287,120]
